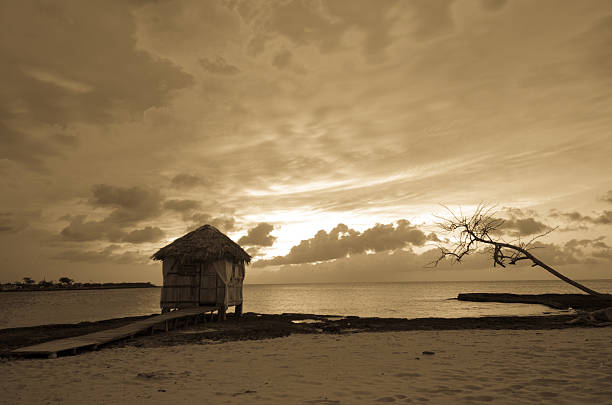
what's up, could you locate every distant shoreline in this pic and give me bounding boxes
[0,283,159,293]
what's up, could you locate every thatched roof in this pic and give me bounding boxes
[151,225,251,263]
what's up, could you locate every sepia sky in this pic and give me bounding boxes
[1,0,611,284]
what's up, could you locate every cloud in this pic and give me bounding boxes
[199,56,241,75]
[570,15,612,77]
[500,217,549,236]
[244,0,415,56]
[0,1,193,127]
[170,174,209,189]
[249,236,612,284]
[52,245,148,264]
[163,199,203,221]
[0,213,20,233]
[59,184,166,242]
[272,50,292,69]
[60,216,164,244]
[550,210,612,226]
[403,0,455,41]
[480,0,507,12]
[238,222,276,247]
[563,237,612,261]
[603,190,612,203]
[164,199,202,213]
[91,184,163,225]
[246,246,263,258]
[23,67,95,93]
[190,213,236,233]
[49,133,79,147]
[255,220,431,267]
[121,226,165,244]
[60,216,117,242]
[0,123,64,171]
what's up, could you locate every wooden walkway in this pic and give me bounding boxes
[11,306,219,358]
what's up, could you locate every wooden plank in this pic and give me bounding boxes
[12,306,219,356]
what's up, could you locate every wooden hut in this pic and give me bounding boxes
[151,225,251,319]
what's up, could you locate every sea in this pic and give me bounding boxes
[1,279,611,330]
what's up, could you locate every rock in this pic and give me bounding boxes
[567,307,612,326]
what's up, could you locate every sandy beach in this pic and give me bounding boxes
[2,328,611,404]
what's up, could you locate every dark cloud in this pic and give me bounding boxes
[0,1,193,127]
[60,216,118,242]
[255,220,431,267]
[60,216,164,244]
[170,174,209,190]
[121,226,165,244]
[272,49,292,69]
[164,199,202,221]
[190,213,236,233]
[405,0,455,41]
[570,15,612,77]
[60,184,165,242]
[52,245,147,264]
[0,123,65,171]
[592,212,612,225]
[557,237,612,264]
[0,213,17,232]
[49,133,79,146]
[480,0,507,12]
[199,56,241,75]
[238,222,276,247]
[500,217,549,236]
[244,0,413,56]
[91,184,163,225]
[164,199,202,212]
[550,210,612,226]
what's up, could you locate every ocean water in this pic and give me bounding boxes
[1,279,611,329]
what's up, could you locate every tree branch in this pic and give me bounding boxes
[431,205,601,296]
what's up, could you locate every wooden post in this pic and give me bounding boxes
[235,303,243,318]
[219,306,227,321]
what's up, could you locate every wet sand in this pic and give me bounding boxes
[1,327,611,404]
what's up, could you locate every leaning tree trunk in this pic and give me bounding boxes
[482,239,602,296]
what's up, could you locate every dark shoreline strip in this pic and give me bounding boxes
[458,293,612,311]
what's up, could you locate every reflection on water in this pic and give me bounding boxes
[242,280,612,319]
[1,279,610,329]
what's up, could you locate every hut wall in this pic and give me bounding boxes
[161,258,200,309]
[161,258,245,310]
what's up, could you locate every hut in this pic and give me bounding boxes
[151,225,251,319]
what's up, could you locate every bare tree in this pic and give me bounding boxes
[432,205,601,296]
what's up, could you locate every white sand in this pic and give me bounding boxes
[1,328,611,404]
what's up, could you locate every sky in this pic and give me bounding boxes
[1,0,611,285]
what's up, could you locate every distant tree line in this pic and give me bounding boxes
[0,277,156,292]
